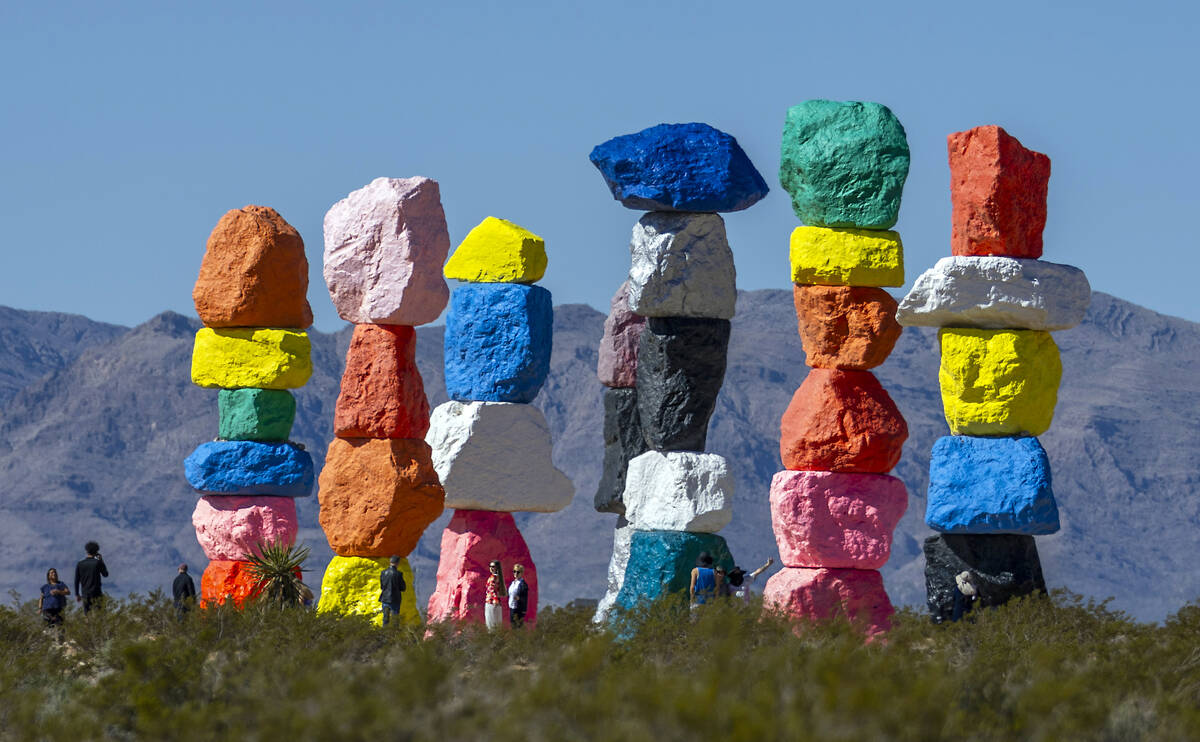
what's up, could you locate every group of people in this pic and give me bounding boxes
[378,556,528,631]
[689,553,774,609]
[37,541,200,628]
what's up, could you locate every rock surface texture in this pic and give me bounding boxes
[926,436,1058,535]
[192,496,299,561]
[597,282,645,388]
[949,126,1050,259]
[443,283,552,403]
[425,401,573,513]
[763,567,893,636]
[318,556,420,627]
[191,328,312,390]
[193,205,313,329]
[614,530,734,610]
[443,217,547,284]
[923,534,1047,623]
[200,560,261,607]
[594,388,647,514]
[636,316,730,451]
[323,177,451,325]
[769,470,907,569]
[334,324,430,439]
[426,510,539,627]
[779,100,910,229]
[779,369,907,473]
[317,438,445,557]
[622,451,734,533]
[627,212,736,320]
[938,328,1061,436]
[184,441,314,497]
[789,227,904,287]
[897,256,1090,330]
[217,389,295,441]
[589,122,769,212]
[794,285,901,369]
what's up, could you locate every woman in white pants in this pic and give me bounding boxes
[484,559,504,630]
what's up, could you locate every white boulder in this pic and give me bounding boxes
[897,256,1091,331]
[628,212,737,320]
[593,517,633,623]
[622,450,734,532]
[425,400,573,512]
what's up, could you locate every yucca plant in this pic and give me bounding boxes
[244,541,310,607]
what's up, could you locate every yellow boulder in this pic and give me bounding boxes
[789,226,904,287]
[938,328,1061,436]
[444,216,547,283]
[191,328,312,389]
[317,556,421,627]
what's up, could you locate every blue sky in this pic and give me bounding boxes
[2,1,1197,331]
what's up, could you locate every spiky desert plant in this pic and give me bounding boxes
[244,541,310,607]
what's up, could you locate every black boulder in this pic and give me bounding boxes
[636,316,730,452]
[924,533,1047,622]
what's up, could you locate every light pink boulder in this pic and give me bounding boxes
[426,510,538,628]
[192,496,298,561]
[323,177,451,325]
[763,567,894,637]
[769,470,907,569]
[597,281,646,388]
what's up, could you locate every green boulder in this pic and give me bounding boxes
[218,388,296,441]
[779,100,910,229]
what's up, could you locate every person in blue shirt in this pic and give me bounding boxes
[39,568,70,627]
[689,551,719,609]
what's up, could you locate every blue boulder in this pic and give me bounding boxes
[614,530,734,611]
[184,441,314,497]
[926,436,1059,535]
[444,283,552,403]
[589,123,769,212]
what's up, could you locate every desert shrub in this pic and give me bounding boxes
[1,590,1198,741]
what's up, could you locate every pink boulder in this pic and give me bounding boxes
[769,471,907,569]
[426,510,538,628]
[763,567,894,637]
[323,177,451,326]
[597,281,646,388]
[192,496,298,561]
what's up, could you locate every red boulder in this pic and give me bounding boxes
[334,324,430,439]
[201,560,260,607]
[949,125,1050,259]
[793,285,901,370]
[779,369,907,473]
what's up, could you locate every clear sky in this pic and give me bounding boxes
[2,1,1197,331]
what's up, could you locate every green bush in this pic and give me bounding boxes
[1,589,1198,741]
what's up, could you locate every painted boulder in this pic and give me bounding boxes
[191,328,312,390]
[589,122,769,212]
[443,283,552,403]
[184,441,314,497]
[444,217,546,284]
[426,510,539,627]
[334,324,430,439]
[595,387,647,515]
[192,496,299,561]
[769,470,907,569]
[793,285,901,370]
[593,516,632,623]
[923,533,1047,623]
[926,435,1059,535]
[217,389,296,441]
[622,451,734,533]
[323,176,451,325]
[637,316,730,451]
[763,566,893,636]
[628,212,736,320]
[789,226,904,287]
[318,556,421,627]
[597,281,646,388]
[201,560,258,607]
[613,530,734,610]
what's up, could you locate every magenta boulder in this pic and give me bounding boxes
[192,496,299,561]
[425,510,538,627]
[763,567,894,636]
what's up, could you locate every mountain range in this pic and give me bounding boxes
[0,290,1196,622]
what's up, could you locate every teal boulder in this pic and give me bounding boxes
[614,530,734,610]
[779,100,910,229]
[218,389,296,441]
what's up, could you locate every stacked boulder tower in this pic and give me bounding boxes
[766,101,912,635]
[316,177,451,626]
[424,217,573,628]
[897,126,1090,621]
[188,206,315,606]
[588,123,769,614]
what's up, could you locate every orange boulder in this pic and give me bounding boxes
[779,369,907,473]
[317,438,445,557]
[793,285,901,369]
[193,205,313,328]
[334,324,430,439]
[201,560,260,607]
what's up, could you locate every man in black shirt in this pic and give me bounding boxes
[173,563,196,619]
[74,541,108,614]
[379,556,406,626]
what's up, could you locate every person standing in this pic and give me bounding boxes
[172,564,196,619]
[507,564,529,629]
[727,557,774,604]
[379,556,407,626]
[39,568,70,627]
[689,551,717,609]
[483,560,504,631]
[74,541,108,614]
